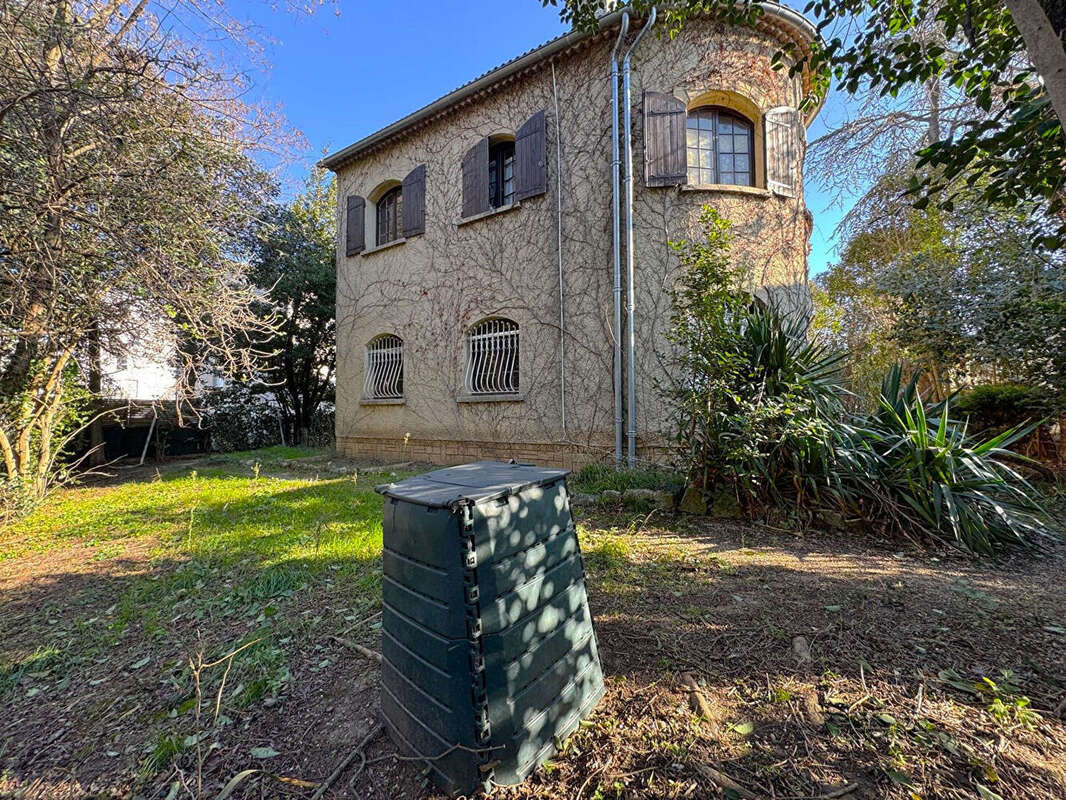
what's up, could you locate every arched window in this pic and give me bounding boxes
[375,186,403,246]
[489,140,515,208]
[364,334,404,399]
[686,107,754,187]
[465,318,519,395]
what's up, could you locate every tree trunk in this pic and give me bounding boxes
[1005,0,1066,128]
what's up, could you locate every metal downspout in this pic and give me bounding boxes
[551,60,567,441]
[610,12,629,466]
[622,7,656,468]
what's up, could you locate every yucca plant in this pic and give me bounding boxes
[664,209,1056,555]
[841,367,1055,555]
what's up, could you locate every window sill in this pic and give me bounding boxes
[457,202,521,227]
[360,397,405,406]
[456,392,525,404]
[360,237,407,256]
[680,184,771,198]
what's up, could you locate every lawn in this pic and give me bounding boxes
[1,449,1064,800]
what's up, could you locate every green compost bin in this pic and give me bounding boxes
[374,461,605,795]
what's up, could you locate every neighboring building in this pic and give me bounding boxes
[92,326,223,460]
[322,4,821,468]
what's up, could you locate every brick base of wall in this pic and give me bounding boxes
[336,434,670,470]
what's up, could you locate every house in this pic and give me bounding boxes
[88,325,224,461]
[321,3,821,469]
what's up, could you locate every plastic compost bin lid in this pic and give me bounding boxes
[374,461,570,509]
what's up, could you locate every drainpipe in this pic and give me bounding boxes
[551,60,568,441]
[609,12,629,466]
[622,7,656,468]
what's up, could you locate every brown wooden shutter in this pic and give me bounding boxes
[765,106,799,197]
[643,91,688,187]
[401,164,426,237]
[461,138,489,218]
[514,110,547,201]
[345,194,365,256]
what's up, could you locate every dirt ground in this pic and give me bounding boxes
[2,471,1064,800]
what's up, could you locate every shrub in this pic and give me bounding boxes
[200,385,281,453]
[662,207,845,512]
[953,384,1049,433]
[664,207,1057,555]
[838,368,1054,555]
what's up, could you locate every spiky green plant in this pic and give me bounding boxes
[841,367,1054,555]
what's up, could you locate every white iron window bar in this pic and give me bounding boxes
[365,335,404,399]
[466,318,519,395]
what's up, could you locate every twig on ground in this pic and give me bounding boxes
[340,610,382,637]
[692,761,758,800]
[780,782,860,800]
[332,635,382,663]
[311,723,384,800]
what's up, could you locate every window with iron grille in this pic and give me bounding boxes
[364,335,404,399]
[375,186,403,246]
[488,141,515,208]
[686,107,754,187]
[465,318,519,395]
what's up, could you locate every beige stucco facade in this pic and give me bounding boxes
[326,10,819,468]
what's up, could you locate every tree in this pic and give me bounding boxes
[246,169,337,446]
[814,175,1066,407]
[544,0,1066,244]
[0,0,297,512]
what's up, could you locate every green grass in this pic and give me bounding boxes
[570,463,684,495]
[0,448,404,768]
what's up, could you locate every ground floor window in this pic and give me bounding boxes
[364,334,404,399]
[465,318,519,395]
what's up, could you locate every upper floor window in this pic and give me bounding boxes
[376,186,403,246]
[460,111,547,220]
[686,107,754,187]
[465,318,519,395]
[489,141,515,208]
[365,334,404,399]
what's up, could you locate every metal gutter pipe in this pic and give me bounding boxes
[551,60,567,440]
[622,6,656,468]
[609,11,629,465]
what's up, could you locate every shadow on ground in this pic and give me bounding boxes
[2,495,1064,800]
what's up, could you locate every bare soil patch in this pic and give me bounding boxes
[1,471,1063,800]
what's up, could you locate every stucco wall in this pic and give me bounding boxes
[332,16,813,467]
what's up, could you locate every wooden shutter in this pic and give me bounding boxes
[401,164,426,237]
[643,91,687,187]
[765,106,799,197]
[514,109,547,201]
[461,138,489,218]
[345,194,365,256]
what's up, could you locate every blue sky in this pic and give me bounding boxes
[229,1,862,276]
